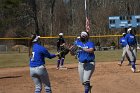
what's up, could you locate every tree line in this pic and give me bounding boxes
[0,0,140,41]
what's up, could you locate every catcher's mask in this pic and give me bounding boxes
[80,31,89,42]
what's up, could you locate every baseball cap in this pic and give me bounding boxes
[32,36,40,42]
[77,36,80,39]
[127,28,132,33]
[59,33,63,36]
[122,33,126,35]
[81,31,88,37]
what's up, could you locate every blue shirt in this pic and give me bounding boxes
[30,43,56,67]
[75,40,95,63]
[125,33,137,46]
[120,37,127,47]
[74,39,80,45]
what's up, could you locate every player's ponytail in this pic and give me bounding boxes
[28,34,38,57]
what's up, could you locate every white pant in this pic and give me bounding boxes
[78,62,95,83]
[126,45,137,62]
[30,65,52,93]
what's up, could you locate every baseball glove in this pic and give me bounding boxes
[58,45,70,57]
[69,45,83,56]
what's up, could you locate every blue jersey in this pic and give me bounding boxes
[74,39,80,45]
[125,33,137,46]
[120,37,127,47]
[75,40,95,63]
[30,43,56,67]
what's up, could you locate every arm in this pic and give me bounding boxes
[83,42,95,53]
[83,48,94,53]
[42,48,57,59]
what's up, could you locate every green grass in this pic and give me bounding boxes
[0,49,140,68]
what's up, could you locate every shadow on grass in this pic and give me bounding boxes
[0,75,22,79]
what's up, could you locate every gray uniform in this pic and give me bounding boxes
[78,62,95,83]
[30,65,52,93]
[126,45,137,62]
[120,46,130,64]
[125,30,137,72]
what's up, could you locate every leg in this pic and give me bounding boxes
[78,62,84,83]
[126,45,136,72]
[126,53,131,65]
[57,58,61,69]
[132,46,137,63]
[83,62,95,93]
[30,68,42,93]
[60,54,65,67]
[83,81,91,93]
[119,47,126,66]
[38,66,52,93]
[60,58,65,67]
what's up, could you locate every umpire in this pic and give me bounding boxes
[56,33,66,69]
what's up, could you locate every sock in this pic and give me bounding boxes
[45,86,52,93]
[131,61,136,69]
[84,82,90,93]
[45,88,52,93]
[57,59,60,68]
[61,58,64,66]
[35,85,42,93]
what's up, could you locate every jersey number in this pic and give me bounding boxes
[31,52,35,61]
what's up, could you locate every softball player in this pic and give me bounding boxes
[125,28,137,72]
[118,33,131,66]
[29,34,58,93]
[74,31,95,93]
[56,33,66,69]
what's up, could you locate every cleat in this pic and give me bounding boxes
[131,68,136,73]
[60,66,64,68]
[56,67,59,70]
[118,62,122,66]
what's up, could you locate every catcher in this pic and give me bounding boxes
[56,33,69,69]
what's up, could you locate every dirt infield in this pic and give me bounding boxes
[0,61,140,93]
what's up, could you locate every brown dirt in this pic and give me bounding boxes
[0,61,140,93]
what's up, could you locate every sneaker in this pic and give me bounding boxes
[118,62,122,66]
[60,66,63,68]
[131,68,136,73]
